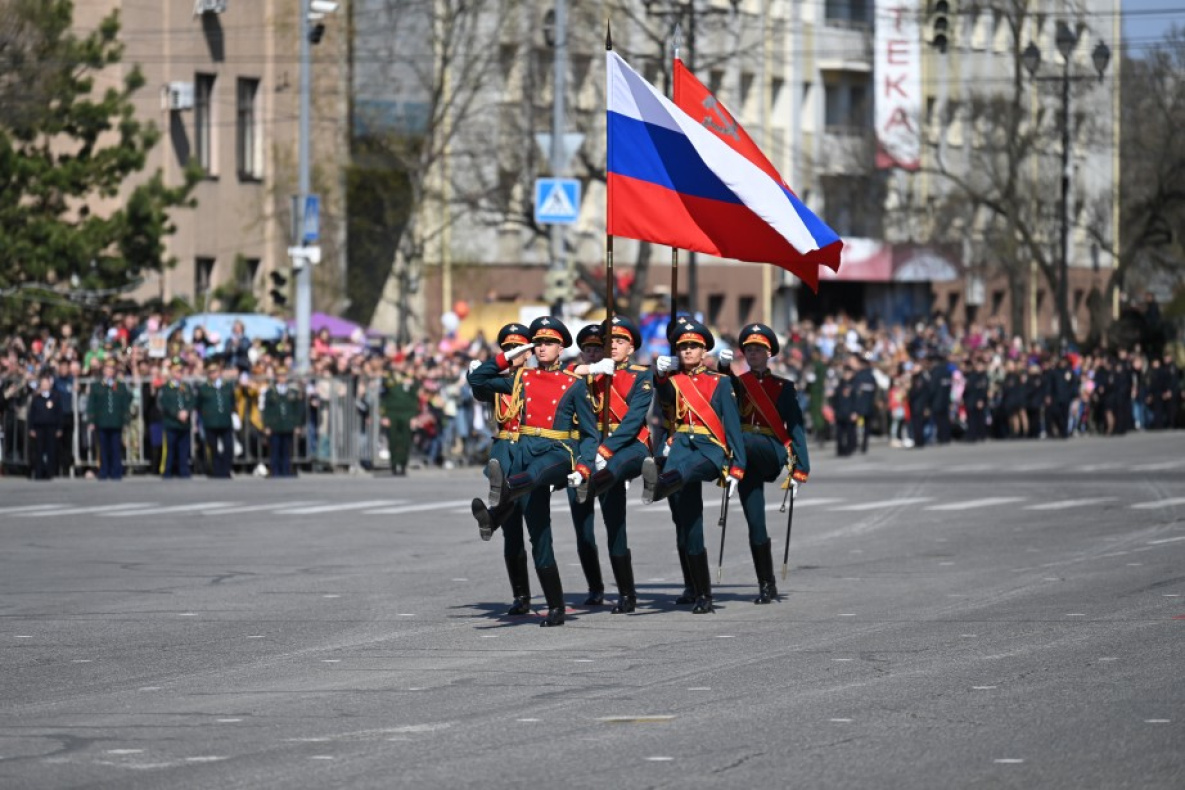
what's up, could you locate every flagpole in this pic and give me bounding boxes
[602,23,615,438]
[669,28,683,349]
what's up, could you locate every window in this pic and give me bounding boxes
[991,290,1005,317]
[824,73,871,130]
[737,295,755,327]
[236,77,262,180]
[195,257,215,298]
[195,73,216,173]
[241,258,260,292]
[707,294,725,326]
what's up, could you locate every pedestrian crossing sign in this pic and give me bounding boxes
[534,178,581,225]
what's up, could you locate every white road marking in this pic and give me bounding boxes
[138,687,161,691]
[646,756,674,761]
[829,718,853,722]
[1025,498,1116,511]
[202,501,321,515]
[574,659,594,662]
[1099,657,1119,662]
[397,613,416,617]
[1132,498,1185,510]
[217,718,242,723]
[1148,536,1185,545]
[831,658,854,662]
[14,635,32,639]
[994,758,1025,764]
[276,500,404,515]
[71,659,92,663]
[322,594,341,599]
[106,749,143,755]
[247,635,265,638]
[0,504,62,515]
[18,503,159,517]
[1145,719,1171,724]
[972,686,998,690]
[363,499,473,515]
[186,756,227,762]
[101,502,237,516]
[1066,613,1086,617]
[178,612,197,617]
[1132,461,1185,471]
[926,498,1025,511]
[688,687,711,691]
[715,635,735,639]
[838,613,857,617]
[1164,594,1181,598]
[763,498,842,511]
[831,498,933,512]
[310,755,335,760]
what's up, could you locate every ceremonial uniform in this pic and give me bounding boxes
[380,372,419,475]
[263,372,305,477]
[567,322,610,605]
[1049,358,1078,438]
[727,324,810,604]
[572,316,652,613]
[962,363,989,443]
[88,373,133,480]
[853,357,878,453]
[470,317,601,627]
[196,371,237,478]
[831,367,858,457]
[930,358,954,445]
[644,319,746,614]
[468,323,532,615]
[158,369,195,479]
[907,364,932,448]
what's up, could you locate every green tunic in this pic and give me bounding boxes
[263,385,306,433]
[88,380,133,430]
[196,380,237,430]
[158,381,195,431]
[380,375,419,468]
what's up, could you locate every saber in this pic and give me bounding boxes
[716,478,732,582]
[781,483,796,581]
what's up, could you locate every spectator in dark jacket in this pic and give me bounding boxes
[28,372,63,480]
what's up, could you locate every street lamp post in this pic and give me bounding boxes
[1023,23,1110,349]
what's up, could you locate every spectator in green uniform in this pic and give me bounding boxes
[196,359,236,478]
[380,369,419,476]
[263,366,305,478]
[87,358,133,480]
[158,359,195,479]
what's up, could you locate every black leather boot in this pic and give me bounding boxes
[579,467,614,503]
[642,458,684,504]
[472,497,515,542]
[486,458,508,507]
[750,540,778,604]
[536,565,566,627]
[609,551,637,613]
[689,551,715,614]
[641,458,659,504]
[505,552,532,615]
[577,545,605,605]
[675,548,696,605]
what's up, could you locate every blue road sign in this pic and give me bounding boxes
[534,178,581,225]
[301,195,320,244]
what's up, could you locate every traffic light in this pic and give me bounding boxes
[269,269,290,308]
[929,0,952,53]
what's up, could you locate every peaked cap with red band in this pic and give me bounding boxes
[606,315,642,349]
[670,317,715,352]
[576,323,606,348]
[497,322,530,348]
[528,316,572,347]
[739,323,779,355]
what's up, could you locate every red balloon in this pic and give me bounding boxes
[453,300,470,320]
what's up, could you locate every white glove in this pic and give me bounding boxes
[594,454,607,472]
[589,358,616,376]
[504,343,535,362]
[717,348,733,367]
[467,359,482,374]
[725,474,740,495]
[567,471,584,487]
[788,478,799,498]
[656,355,674,373]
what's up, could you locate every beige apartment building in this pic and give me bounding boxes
[74,0,349,316]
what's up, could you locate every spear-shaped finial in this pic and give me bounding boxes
[606,20,613,51]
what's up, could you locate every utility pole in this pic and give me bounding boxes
[295,0,313,373]
[549,0,568,317]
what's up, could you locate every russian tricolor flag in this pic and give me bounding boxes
[607,51,842,290]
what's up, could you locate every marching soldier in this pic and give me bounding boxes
[570,316,653,614]
[721,324,810,604]
[564,323,610,606]
[158,359,195,479]
[87,358,132,480]
[28,372,64,480]
[642,318,746,614]
[380,366,419,476]
[196,359,236,478]
[468,322,533,616]
[263,366,305,477]
[469,316,601,627]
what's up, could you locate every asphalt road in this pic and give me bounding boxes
[1,433,1183,789]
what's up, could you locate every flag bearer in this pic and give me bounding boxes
[642,318,746,614]
[570,316,653,614]
[721,324,810,604]
[469,316,601,627]
[565,322,610,607]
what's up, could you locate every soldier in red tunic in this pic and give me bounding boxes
[469,317,600,627]
[721,323,811,603]
[642,318,746,614]
[569,316,653,614]
[468,323,533,616]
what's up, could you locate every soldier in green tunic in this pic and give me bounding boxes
[263,366,305,478]
[196,359,237,478]
[87,358,133,480]
[158,359,195,479]
[380,368,419,476]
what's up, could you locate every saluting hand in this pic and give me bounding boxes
[467,359,482,374]
[717,349,733,368]
[503,344,535,362]
[656,356,674,374]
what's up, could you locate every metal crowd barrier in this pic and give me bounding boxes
[0,375,391,477]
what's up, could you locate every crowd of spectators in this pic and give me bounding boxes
[2,300,1182,479]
